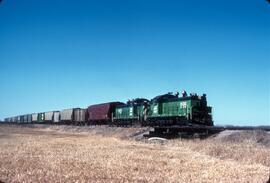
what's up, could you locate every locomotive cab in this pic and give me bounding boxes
[187,94,213,126]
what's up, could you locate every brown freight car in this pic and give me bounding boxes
[86,102,124,125]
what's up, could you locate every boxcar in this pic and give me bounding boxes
[114,98,149,126]
[53,111,60,123]
[19,116,23,123]
[60,108,86,125]
[16,116,20,123]
[23,115,28,123]
[44,111,60,123]
[44,111,53,123]
[60,109,73,124]
[87,102,124,125]
[11,117,16,123]
[32,113,38,123]
[73,108,86,125]
[27,114,32,123]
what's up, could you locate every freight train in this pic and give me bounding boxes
[3,91,213,127]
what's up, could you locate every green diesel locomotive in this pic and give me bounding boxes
[113,98,149,126]
[146,92,213,126]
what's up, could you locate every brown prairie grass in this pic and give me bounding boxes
[0,125,269,183]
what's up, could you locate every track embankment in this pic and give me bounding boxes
[0,124,269,182]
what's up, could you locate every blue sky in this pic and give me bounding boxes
[0,0,269,125]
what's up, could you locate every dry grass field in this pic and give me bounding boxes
[0,125,269,183]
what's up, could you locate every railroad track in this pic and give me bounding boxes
[1,122,269,139]
[143,125,270,138]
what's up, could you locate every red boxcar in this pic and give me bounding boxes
[86,102,124,125]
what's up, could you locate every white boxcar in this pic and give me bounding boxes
[44,111,54,122]
[44,111,60,123]
[53,111,60,123]
[32,113,38,122]
[60,109,74,122]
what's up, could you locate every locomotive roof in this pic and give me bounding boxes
[117,98,149,107]
[151,94,178,103]
[151,94,204,103]
[127,98,149,104]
